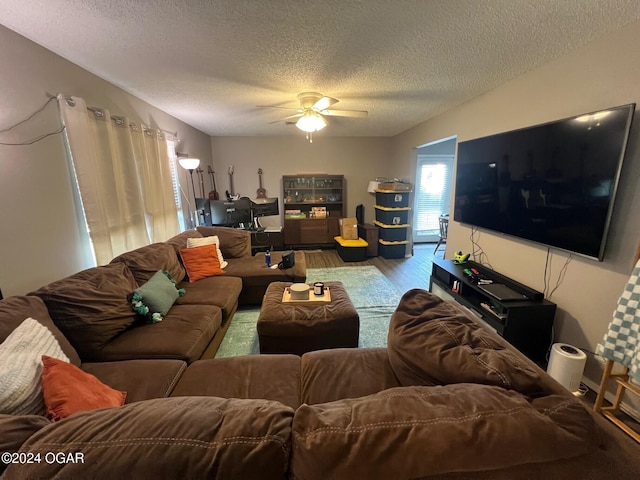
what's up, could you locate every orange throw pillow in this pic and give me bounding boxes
[179,243,225,282]
[40,356,126,421]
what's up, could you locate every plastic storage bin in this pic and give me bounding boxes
[374,221,408,242]
[374,205,410,225]
[334,236,368,262]
[378,239,408,259]
[375,190,410,208]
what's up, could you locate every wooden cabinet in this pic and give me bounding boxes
[283,175,344,247]
[283,218,341,246]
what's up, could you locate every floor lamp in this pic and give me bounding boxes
[178,156,200,228]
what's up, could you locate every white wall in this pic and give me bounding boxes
[390,21,640,389]
[0,25,213,296]
[210,136,393,228]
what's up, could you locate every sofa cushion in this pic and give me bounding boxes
[6,396,293,480]
[0,318,69,416]
[30,263,139,361]
[171,355,301,409]
[291,384,597,479]
[197,226,251,258]
[187,235,228,268]
[0,295,81,366]
[111,242,186,285]
[176,275,242,321]
[41,356,126,421]
[179,244,225,282]
[387,288,543,394]
[300,348,400,405]
[128,270,185,323]
[223,252,307,305]
[95,304,222,363]
[0,414,50,475]
[164,229,203,251]
[81,359,187,403]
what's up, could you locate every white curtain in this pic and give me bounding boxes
[58,95,179,265]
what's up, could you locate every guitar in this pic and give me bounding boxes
[207,166,219,200]
[256,168,267,198]
[225,165,239,200]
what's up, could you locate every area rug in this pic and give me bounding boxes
[215,266,403,358]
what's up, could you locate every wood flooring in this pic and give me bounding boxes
[304,242,444,294]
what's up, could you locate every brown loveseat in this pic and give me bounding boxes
[2,282,640,477]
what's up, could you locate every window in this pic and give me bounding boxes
[413,154,453,242]
[166,138,186,230]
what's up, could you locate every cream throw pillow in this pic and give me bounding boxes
[0,317,69,415]
[187,235,228,269]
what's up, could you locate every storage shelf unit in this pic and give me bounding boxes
[374,189,411,259]
[429,258,556,365]
[283,175,345,247]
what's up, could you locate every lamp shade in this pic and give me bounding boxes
[296,111,327,133]
[178,157,200,170]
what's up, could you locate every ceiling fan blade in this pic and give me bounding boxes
[257,105,302,112]
[321,109,368,118]
[268,113,303,124]
[312,96,339,111]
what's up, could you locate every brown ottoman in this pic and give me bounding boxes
[257,281,359,355]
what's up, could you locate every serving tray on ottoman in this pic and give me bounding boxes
[282,285,332,304]
[258,281,359,355]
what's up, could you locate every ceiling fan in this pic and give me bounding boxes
[258,92,368,142]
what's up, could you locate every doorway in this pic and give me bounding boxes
[413,138,456,243]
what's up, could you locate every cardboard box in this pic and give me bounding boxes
[377,182,412,192]
[340,217,359,240]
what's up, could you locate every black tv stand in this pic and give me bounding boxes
[429,259,556,365]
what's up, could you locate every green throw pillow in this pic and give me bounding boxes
[127,270,185,323]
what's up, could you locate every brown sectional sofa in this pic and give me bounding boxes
[32,227,305,363]
[2,257,640,478]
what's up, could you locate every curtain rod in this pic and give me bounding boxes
[52,94,178,138]
[84,106,178,138]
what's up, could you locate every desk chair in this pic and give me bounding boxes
[434,215,448,254]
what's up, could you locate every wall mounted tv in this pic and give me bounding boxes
[454,103,635,261]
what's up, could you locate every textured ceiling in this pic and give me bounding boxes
[1,0,639,137]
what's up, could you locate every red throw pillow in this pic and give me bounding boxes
[40,356,126,421]
[179,244,225,282]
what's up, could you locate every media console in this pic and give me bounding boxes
[429,259,556,365]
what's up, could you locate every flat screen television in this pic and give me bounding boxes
[454,103,635,260]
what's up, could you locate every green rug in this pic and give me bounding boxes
[215,266,403,357]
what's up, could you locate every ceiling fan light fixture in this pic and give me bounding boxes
[296,111,327,133]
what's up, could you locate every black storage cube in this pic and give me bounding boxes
[375,191,410,208]
[374,206,410,225]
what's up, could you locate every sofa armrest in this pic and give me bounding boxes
[196,226,251,258]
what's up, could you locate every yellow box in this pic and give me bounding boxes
[340,217,358,240]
